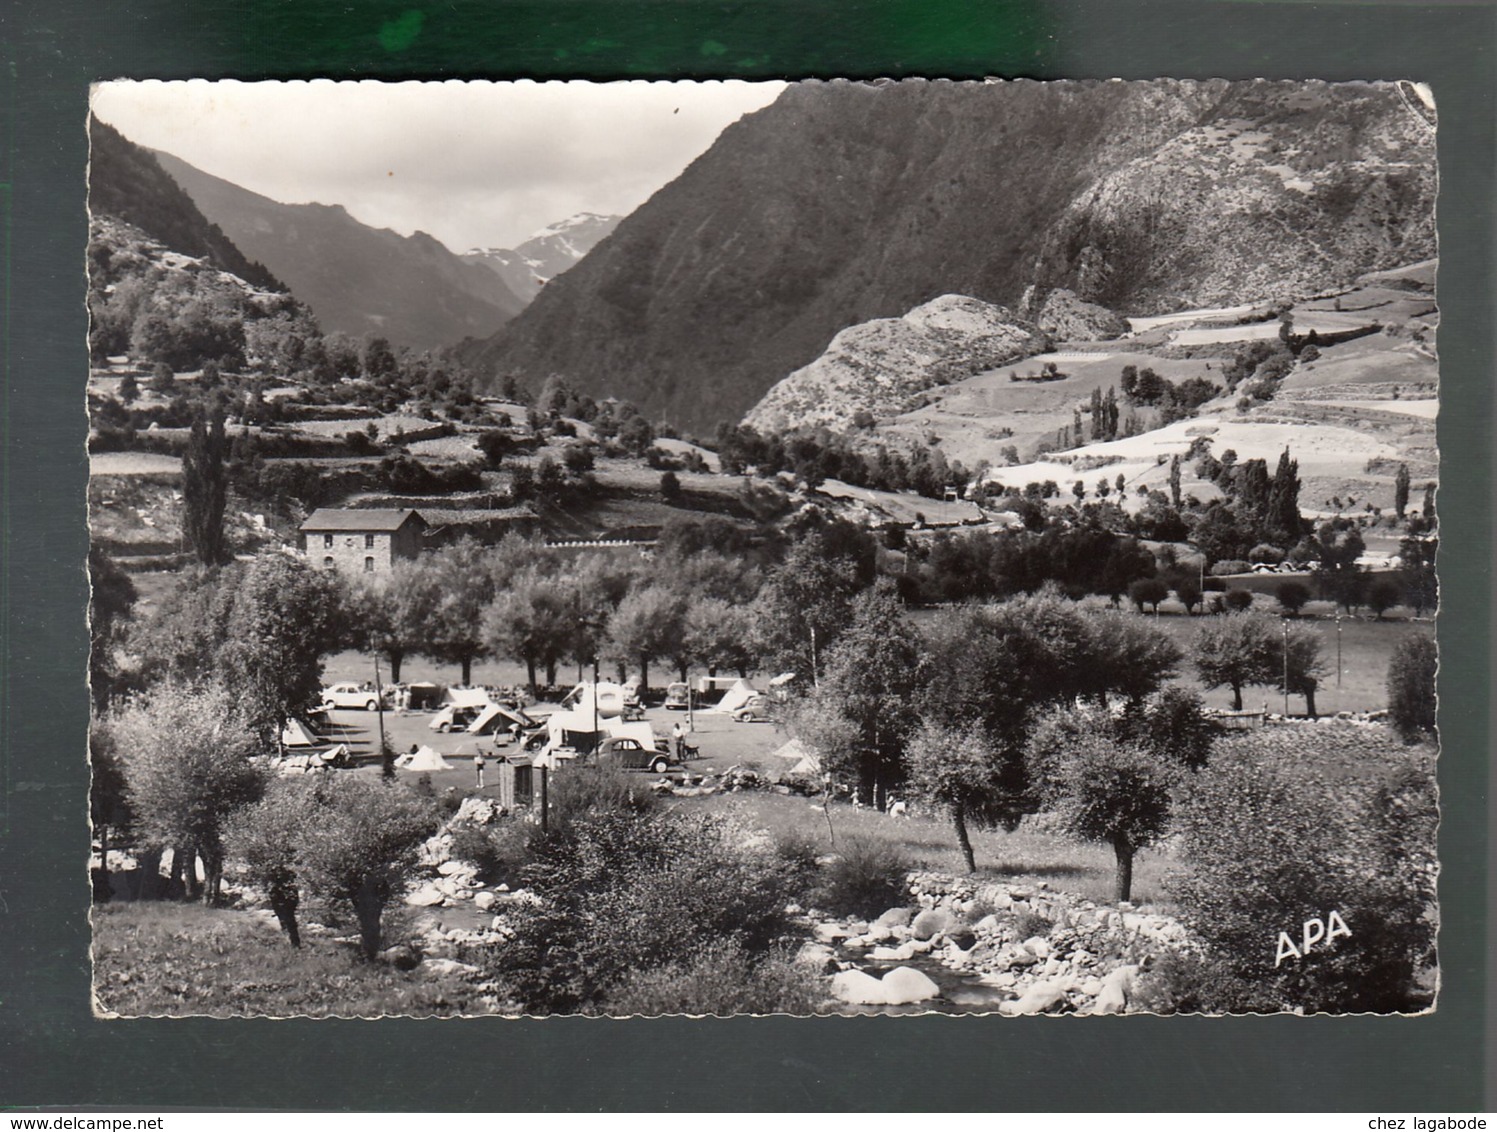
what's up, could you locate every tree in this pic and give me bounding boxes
[1398,532,1438,616]
[683,596,756,679]
[606,583,685,694]
[750,529,873,679]
[1192,613,1280,710]
[1311,522,1368,614]
[1393,463,1411,520]
[220,553,343,748]
[1083,610,1182,705]
[1039,719,1175,902]
[1276,621,1328,717]
[485,565,575,694]
[345,558,437,682]
[1124,685,1214,771]
[1174,576,1203,615]
[88,547,137,710]
[660,470,682,503]
[118,373,139,405]
[1276,580,1311,617]
[1129,577,1168,614]
[149,362,174,394]
[1387,633,1437,741]
[476,429,513,468]
[224,781,311,946]
[806,582,925,808]
[294,777,439,959]
[1367,578,1401,621]
[1169,455,1182,508]
[424,539,496,684]
[1264,449,1302,546]
[112,680,267,904]
[906,720,1009,873]
[181,406,229,566]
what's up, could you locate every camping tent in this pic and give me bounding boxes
[405,682,442,710]
[395,745,454,772]
[468,703,539,737]
[714,679,758,715]
[442,687,491,711]
[281,717,322,749]
[561,681,636,719]
[772,737,822,778]
[538,710,657,758]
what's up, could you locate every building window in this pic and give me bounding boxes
[364,557,375,573]
[365,533,376,549]
[323,557,335,570]
[323,534,333,548]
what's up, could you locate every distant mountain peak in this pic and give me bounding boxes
[462,212,621,307]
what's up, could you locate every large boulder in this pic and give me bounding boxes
[1093,964,1139,1015]
[473,890,497,912]
[875,906,916,929]
[880,966,941,1006]
[404,883,445,907]
[911,908,956,941]
[831,969,889,1005]
[1001,980,1068,1016]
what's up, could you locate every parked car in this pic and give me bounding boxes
[595,737,678,774]
[321,682,386,711]
[429,704,484,733]
[663,682,690,711]
[731,695,774,723]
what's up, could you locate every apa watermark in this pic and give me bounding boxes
[1274,910,1352,967]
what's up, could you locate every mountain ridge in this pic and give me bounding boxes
[152,149,526,352]
[462,79,1436,435]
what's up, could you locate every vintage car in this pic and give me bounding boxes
[663,682,691,711]
[595,737,679,775]
[320,682,386,712]
[731,694,774,723]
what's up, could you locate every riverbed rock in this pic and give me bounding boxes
[1094,964,1139,1015]
[473,891,497,912]
[911,908,955,941]
[1023,935,1052,958]
[814,922,850,944]
[831,970,889,1005]
[418,957,480,979]
[795,942,840,974]
[380,944,421,971]
[881,966,940,1005]
[1001,980,1068,1016]
[876,906,915,929]
[946,926,978,951]
[405,883,444,907]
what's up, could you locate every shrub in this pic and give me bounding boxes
[773,828,826,898]
[1387,633,1437,741]
[1276,580,1311,616]
[606,940,827,1016]
[1202,577,1227,593]
[447,824,517,886]
[1011,910,1054,941]
[813,835,911,919]
[493,811,798,1014]
[1223,589,1254,612]
[1210,559,1251,577]
[1248,543,1285,565]
[1169,729,1437,1013]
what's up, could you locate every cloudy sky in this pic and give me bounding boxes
[90,80,786,252]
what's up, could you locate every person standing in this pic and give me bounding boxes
[474,750,487,790]
[671,721,686,761]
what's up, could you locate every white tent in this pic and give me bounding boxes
[772,737,822,778]
[442,687,492,710]
[561,681,634,719]
[395,745,454,772]
[281,717,321,748]
[539,710,656,757]
[715,679,758,715]
[468,703,543,737]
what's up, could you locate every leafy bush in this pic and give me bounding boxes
[1387,633,1437,741]
[1011,910,1054,941]
[492,811,799,1014]
[447,824,518,886]
[606,940,827,1016]
[1223,589,1254,611]
[773,827,826,898]
[1169,728,1437,1013]
[813,835,911,919]
[1210,559,1251,577]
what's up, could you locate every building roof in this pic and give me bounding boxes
[299,508,423,532]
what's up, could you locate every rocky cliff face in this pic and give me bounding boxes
[466,79,1436,435]
[745,295,1048,432]
[154,151,525,351]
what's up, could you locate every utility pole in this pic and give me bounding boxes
[810,626,819,688]
[374,653,391,778]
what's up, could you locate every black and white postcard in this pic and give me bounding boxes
[85,78,1440,1018]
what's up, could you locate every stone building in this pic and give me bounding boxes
[299,509,426,577]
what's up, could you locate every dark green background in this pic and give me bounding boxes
[1,0,1491,1111]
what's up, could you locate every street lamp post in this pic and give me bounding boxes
[1282,618,1290,719]
[1336,612,1343,689]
